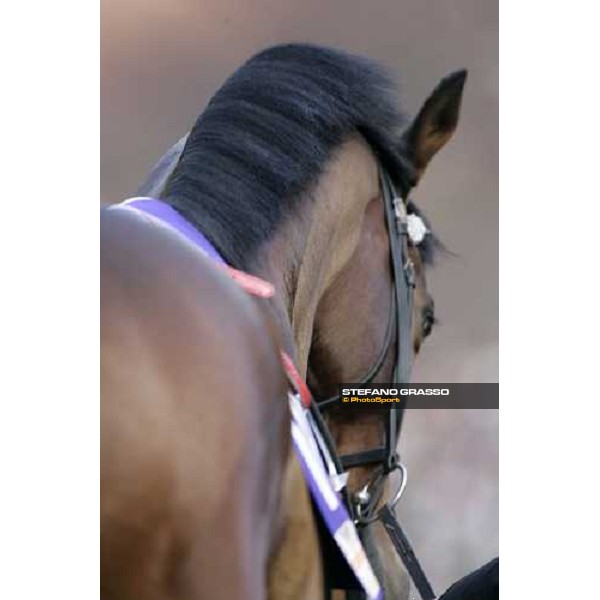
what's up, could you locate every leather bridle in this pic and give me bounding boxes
[311,166,416,522]
[309,167,436,600]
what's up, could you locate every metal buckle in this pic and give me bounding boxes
[393,196,407,223]
[354,483,378,525]
[404,258,415,288]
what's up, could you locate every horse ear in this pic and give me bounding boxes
[401,70,467,178]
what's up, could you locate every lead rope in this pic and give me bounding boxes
[379,505,436,600]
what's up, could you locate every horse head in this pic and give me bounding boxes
[303,70,467,597]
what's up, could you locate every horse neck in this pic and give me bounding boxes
[255,136,381,375]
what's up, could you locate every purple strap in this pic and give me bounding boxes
[122,198,226,265]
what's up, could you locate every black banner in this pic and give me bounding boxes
[334,383,499,409]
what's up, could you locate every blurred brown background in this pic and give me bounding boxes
[102,0,498,594]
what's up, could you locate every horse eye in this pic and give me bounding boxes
[422,308,435,338]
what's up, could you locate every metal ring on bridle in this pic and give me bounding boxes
[387,461,408,511]
[352,460,408,526]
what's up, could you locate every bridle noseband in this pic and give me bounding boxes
[312,167,416,522]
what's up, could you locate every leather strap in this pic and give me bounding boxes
[379,505,436,600]
[340,448,388,470]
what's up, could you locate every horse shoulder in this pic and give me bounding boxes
[101,207,290,599]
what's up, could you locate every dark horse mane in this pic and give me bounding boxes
[162,43,421,269]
